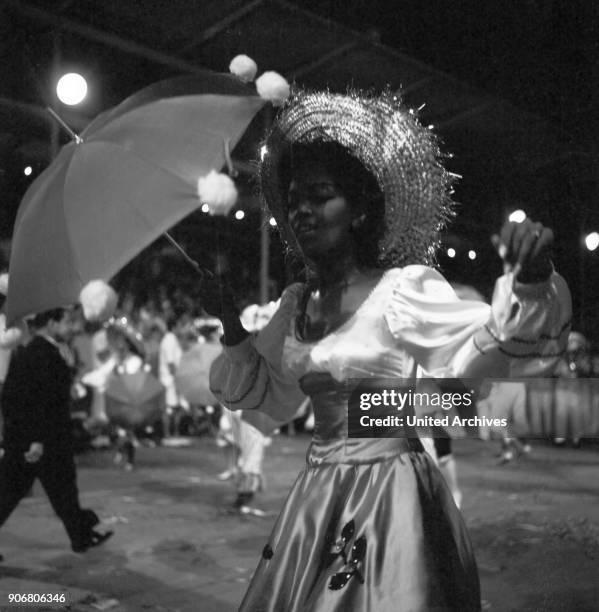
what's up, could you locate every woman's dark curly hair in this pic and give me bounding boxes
[278,141,386,269]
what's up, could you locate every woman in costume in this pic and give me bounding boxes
[83,318,148,470]
[207,90,571,611]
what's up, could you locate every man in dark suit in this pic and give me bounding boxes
[0,308,112,558]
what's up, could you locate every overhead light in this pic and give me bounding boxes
[56,72,88,106]
[468,250,476,260]
[508,209,526,223]
[201,203,210,213]
[585,232,599,252]
[235,210,245,220]
[24,166,33,176]
[447,248,456,258]
[269,217,277,226]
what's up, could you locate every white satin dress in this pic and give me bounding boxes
[210,266,571,612]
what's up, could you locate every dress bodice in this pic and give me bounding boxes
[298,371,422,465]
[282,270,414,382]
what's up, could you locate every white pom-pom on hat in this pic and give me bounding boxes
[79,280,118,322]
[256,71,290,107]
[229,55,258,82]
[198,170,238,216]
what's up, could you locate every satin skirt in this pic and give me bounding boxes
[239,376,481,611]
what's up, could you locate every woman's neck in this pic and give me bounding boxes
[309,252,361,294]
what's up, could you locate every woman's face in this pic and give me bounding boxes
[287,163,354,259]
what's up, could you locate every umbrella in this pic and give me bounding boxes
[6,71,267,324]
[104,369,165,428]
[175,342,223,405]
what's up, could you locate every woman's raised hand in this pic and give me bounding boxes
[199,272,237,318]
[491,218,554,283]
[199,273,249,346]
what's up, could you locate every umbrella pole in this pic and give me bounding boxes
[163,232,213,279]
[47,107,83,144]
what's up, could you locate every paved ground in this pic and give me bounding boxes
[0,435,598,612]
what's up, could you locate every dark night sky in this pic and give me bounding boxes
[303,0,596,138]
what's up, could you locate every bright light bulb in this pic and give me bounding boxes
[201,203,210,213]
[468,250,477,260]
[509,209,526,223]
[56,73,88,105]
[447,248,456,258]
[24,166,32,176]
[235,210,245,220]
[269,217,277,227]
[585,232,599,251]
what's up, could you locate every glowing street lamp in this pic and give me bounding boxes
[56,72,88,106]
[468,250,477,260]
[508,209,526,223]
[585,232,599,252]
[447,247,456,258]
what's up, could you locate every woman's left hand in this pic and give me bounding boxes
[491,218,554,283]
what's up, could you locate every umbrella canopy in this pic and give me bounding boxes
[6,72,266,324]
[105,369,165,428]
[176,342,223,406]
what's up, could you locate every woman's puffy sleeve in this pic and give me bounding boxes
[383,265,571,378]
[209,284,306,431]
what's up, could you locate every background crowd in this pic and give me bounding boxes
[2,276,598,464]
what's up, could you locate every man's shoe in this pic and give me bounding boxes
[72,530,114,553]
[89,529,113,548]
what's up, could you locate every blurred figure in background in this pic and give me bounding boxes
[217,304,278,514]
[159,311,188,439]
[140,317,166,379]
[104,319,147,469]
[553,331,592,447]
[0,308,112,555]
[83,318,155,470]
[0,274,28,454]
[477,380,531,463]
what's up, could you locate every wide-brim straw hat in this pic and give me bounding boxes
[260,89,456,267]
